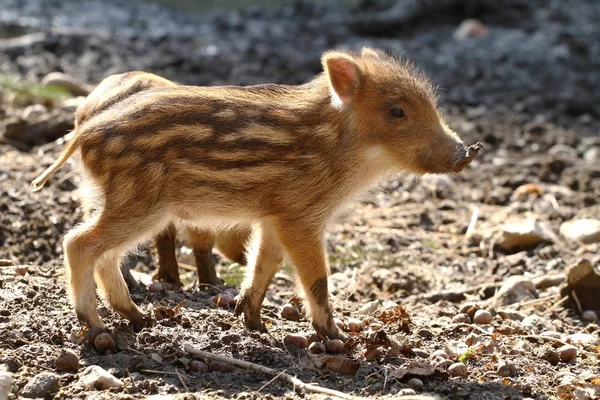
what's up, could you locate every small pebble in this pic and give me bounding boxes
[496,361,517,377]
[283,334,308,349]
[148,281,166,294]
[412,348,429,358]
[398,388,417,396]
[94,333,116,354]
[280,303,301,321]
[583,310,598,322]
[188,360,209,373]
[451,313,471,324]
[430,349,448,360]
[448,362,468,377]
[21,372,59,398]
[407,378,423,392]
[465,333,480,346]
[358,300,380,315]
[212,293,236,309]
[347,318,362,333]
[586,323,599,333]
[558,344,578,362]
[325,339,344,354]
[308,342,326,354]
[473,309,492,325]
[210,361,235,373]
[55,350,79,372]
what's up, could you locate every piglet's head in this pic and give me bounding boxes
[323,47,482,174]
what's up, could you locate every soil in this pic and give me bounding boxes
[1,1,599,399]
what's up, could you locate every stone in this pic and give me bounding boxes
[280,303,301,321]
[0,370,13,400]
[21,372,59,398]
[398,388,417,396]
[451,313,471,324]
[80,366,124,390]
[558,345,578,362]
[55,350,79,372]
[94,333,116,354]
[583,310,598,322]
[560,219,600,244]
[473,309,492,324]
[325,339,344,354]
[492,275,537,306]
[448,362,468,377]
[358,300,380,315]
[497,219,553,252]
[561,259,600,313]
[566,333,599,346]
[496,361,517,377]
[283,334,308,349]
[308,342,326,354]
[454,19,488,40]
[407,378,423,392]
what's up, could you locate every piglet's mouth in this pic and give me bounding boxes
[451,142,483,172]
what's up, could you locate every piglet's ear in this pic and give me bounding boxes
[322,53,360,105]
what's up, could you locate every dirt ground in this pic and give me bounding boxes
[1,0,600,399]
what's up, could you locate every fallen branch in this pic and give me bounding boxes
[184,345,355,399]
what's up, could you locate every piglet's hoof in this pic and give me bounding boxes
[314,319,348,341]
[234,295,266,332]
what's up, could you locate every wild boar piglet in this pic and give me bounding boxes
[31,47,481,339]
[75,71,250,286]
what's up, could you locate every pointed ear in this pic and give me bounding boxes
[322,52,360,105]
[361,47,382,59]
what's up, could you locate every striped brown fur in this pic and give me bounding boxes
[31,48,481,339]
[76,71,249,287]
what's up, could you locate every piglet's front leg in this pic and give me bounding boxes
[277,224,347,341]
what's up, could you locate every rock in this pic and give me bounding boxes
[453,19,488,40]
[41,72,93,96]
[566,333,599,346]
[188,360,209,373]
[465,333,480,346]
[522,315,549,332]
[346,317,362,333]
[492,276,537,306]
[148,281,166,294]
[55,350,79,371]
[309,341,326,354]
[560,219,600,244]
[496,361,517,377]
[473,309,492,325]
[210,361,235,373]
[412,348,429,358]
[212,293,236,309]
[430,350,448,360]
[539,346,560,365]
[448,362,468,377]
[358,300,380,315]
[451,313,471,324]
[584,147,599,163]
[398,388,417,396]
[407,378,423,392]
[333,317,346,331]
[280,303,301,321]
[497,309,526,321]
[80,366,124,390]
[325,339,344,354]
[558,345,578,362]
[497,219,553,252]
[283,334,308,349]
[21,104,47,121]
[561,259,600,313]
[0,370,13,400]
[583,310,598,322]
[94,333,116,354]
[548,144,578,158]
[21,372,59,398]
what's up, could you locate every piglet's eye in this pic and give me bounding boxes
[389,108,405,118]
